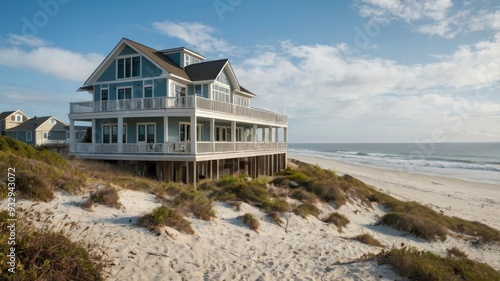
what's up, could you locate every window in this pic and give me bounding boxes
[179,123,203,142]
[234,96,249,107]
[216,72,229,85]
[49,118,56,124]
[236,127,244,142]
[194,85,204,97]
[117,56,140,79]
[215,126,231,142]
[138,124,155,143]
[101,89,109,111]
[102,124,127,143]
[184,54,191,67]
[13,114,23,122]
[26,132,32,141]
[117,88,132,100]
[212,84,230,103]
[43,132,48,139]
[144,86,153,98]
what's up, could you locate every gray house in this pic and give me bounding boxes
[6,116,68,146]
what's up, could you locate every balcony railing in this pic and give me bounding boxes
[71,141,287,155]
[70,96,287,124]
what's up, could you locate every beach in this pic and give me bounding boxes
[291,155,500,231]
[7,155,498,280]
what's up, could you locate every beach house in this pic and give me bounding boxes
[0,110,29,133]
[69,38,288,184]
[6,116,69,146]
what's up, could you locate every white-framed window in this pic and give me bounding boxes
[13,114,23,122]
[117,87,132,100]
[101,89,109,111]
[216,72,229,85]
[215,126,231,142]
[102,124,127,144]
[43,132,48,139]
[137,123,155,143]
[179,123,204,142]
[144,85,153,98]
[26,131,32,141]
[117,56,141,79]
[212,84,230,103]
[234,96,249,107]
[236,127,244,142]
[184,54,191,67]
[49,118,56,124]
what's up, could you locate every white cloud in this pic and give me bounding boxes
[153,21,241,55]
[0,35,104,82]
[355,0,499,39]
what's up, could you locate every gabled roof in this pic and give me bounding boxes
[0,110,29,120]
[184,59,228,81]
[7,116,67,131]
[82,38,190,88]
[0,111,15,120]
[239,86,256,97]
[125,39,190,80]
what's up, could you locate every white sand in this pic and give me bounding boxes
[7,156,500,280]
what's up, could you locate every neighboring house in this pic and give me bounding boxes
[6,116,69,146]
[0,110,29,133]
[69,38,288,184]
[64,125,89,143]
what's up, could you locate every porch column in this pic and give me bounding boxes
[275,127,279,146]
[284,127,288,143]
[193,161,197,187]
[211,118,215,153]
[252,124,257,148]
[164,116,168,152]
[69,119,75,152]
[262,126,266,143]
[190,115,197,154]
[117,117,123,153]
[91,119,96,152]
[231,121,236,152]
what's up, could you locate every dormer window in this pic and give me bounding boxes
[49,118,56,124]
[184,54,190,67]
[13,114,23,122]
[117,56,141,79]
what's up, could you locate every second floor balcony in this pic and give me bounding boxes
[70,96,288,125]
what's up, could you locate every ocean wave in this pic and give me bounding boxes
[288,148,500,173]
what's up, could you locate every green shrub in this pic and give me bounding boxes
[173,189,216,221]
[323,212,350,232]
[353,233,384,247]
[293,202,321,218]
[138,206,194,235]
[290,188,318,202]
[242,213,259,233]
[379,246,500,281]
[447,247,467,258]
[261,198,290,213]
[381,212,447,242]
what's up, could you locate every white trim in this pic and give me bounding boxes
[137,122,156,143]
[116,86,133,100]
[116,55,141,80]
[143,83,154,98]
[102,123,128,144]
[179,122,203,141]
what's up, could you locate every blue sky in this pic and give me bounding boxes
[0,0,499,142]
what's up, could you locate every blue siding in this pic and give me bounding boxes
[119,46,138,56]
[94,85,101,101]
[165,53,181,67]
[134,81,143,99]
[167,117,189,142]
[187,85,194,96]
[97,62,116,82]
[96,117,164,143]
[199,120,211,141]
[203,84,209,98]
[142,57,162,78]
[154,79,167,97]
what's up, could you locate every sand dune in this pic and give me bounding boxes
[8,155,500,280]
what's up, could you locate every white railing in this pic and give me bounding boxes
[71,141,286,155]
[70,96,287,124]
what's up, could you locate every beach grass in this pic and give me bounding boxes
[0,208,106,280]
[323,212,350,232]
[379,246,500,281]
[293,201,321,218]
[352,233,384,247]
[242,213,260,233]
[138,205,194,235]
[83,185,121,210]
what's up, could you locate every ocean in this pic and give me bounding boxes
[288,143,500,185]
